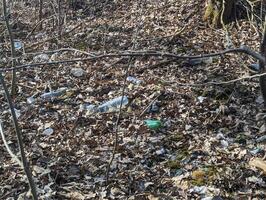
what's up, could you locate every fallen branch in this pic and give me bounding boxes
[161,71,266,87]
[0,121,23,167]
[0,46,264,72]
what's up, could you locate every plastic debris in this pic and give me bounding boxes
[33,54,49,62]
[14,40,23,50]
[189,186,207,194]
[249,63,260,71]
[250,148,263,155]
[42,128,54,136]
[185,124,192,131]
[80,104,97,115]
[256,135,266,143]
[40,87,67,101]
[80,104,96,111]
[126,76,142,84]
[97,96,128,113]
[14,108,21,118]
[147,101,160,113]
[220,140,229,148]
[197,96,207,103]
[27,96,36,104]
[71,68,85,77]
[155,148,166,155]
[256,96,264,105]
[144,119,162,130]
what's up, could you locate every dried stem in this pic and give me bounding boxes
[1,46,264,73]
[0,121,23,167]
[2,0,17,96]
[105,59,131,184]
[0,73,38,199]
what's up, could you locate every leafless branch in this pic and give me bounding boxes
[161,71,266,87]
[0,46,264,73]
[2,0,17,95]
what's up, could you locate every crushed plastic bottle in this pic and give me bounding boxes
[71,68,85,77]
[80,104,96,114]
[33,54,49,62]
[126,76,142,85]
[42,127,54,136]
[144,119,162,130]
[97,96,128,113]
[40,87,67,101]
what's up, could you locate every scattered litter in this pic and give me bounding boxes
[144,119,162,130]
[256,135,266,143]
[249,63,260,71]
[126,76,142,84]
[14,40,23,50]
[14,108,21,118]
[27,96,36,104]
[250,148,263,155]
[80,104,96,113]
[97,96,128,113]
[256,96,264,105]
[42,128,54,136]
[155,148,166,155]
[33,54,49,62]
[189,186,207,194]
[40,87,67,101]
[197,96,207,103]
[147,101,160,113]
[71,68,85,77]
[185,124,192,131]
[220,140,229,148]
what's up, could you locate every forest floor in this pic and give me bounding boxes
[0,0,266,199]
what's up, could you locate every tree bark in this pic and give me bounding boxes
[204,0,235,28]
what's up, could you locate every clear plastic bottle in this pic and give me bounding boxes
[126,76,142,85]
[97,96,128,112]
[40,87,67,101]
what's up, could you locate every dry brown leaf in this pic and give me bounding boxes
[249,158,266,174]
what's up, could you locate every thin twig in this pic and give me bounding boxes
[0,73,38,199]
[105,60,131,184]
[0,121,23,167]
[26,22,82,50]
[2,0,17,96]
[26,15,56,39]
[24,47,97,57]
[161,71,266,87]
[0,46,264,72]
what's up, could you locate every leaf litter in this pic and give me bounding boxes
[0,0,266,199]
